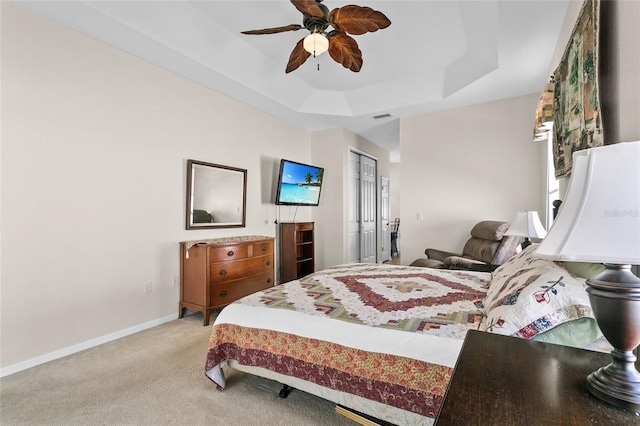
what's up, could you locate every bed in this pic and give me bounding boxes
[205,245,603,425]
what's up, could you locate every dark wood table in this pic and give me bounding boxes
[435,330,640,425]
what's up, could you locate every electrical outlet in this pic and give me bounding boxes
[172,276,179,288]
[144,281,152,294]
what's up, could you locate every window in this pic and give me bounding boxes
[544,125,559,230]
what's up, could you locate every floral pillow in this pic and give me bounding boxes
[482,246,595,340]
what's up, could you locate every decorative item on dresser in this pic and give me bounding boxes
[179,236,274,326]
[279,222,315,283]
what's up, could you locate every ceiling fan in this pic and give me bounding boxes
[241,0,391,73]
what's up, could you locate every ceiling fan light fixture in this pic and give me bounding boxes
[303,32,329,56]
[241,1,391,72]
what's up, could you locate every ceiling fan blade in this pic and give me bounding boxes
[290,0,324,18]
[242,24,304,35]
[328,5,391,35]
[328,32,363,72]
[285,39,312,73]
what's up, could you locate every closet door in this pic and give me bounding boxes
[359,155,377,263]
[348,151,378,263]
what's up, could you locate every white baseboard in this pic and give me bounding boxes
[0,313,178,378]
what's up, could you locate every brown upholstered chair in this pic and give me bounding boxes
[410,220,522,272]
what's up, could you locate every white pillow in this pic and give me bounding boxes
[490,244,557,285]
[482,247,595,340]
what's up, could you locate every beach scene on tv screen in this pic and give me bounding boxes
[279,162,323,204]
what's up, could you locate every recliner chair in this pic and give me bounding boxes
[192,209,214,223]
[410,220,522,272]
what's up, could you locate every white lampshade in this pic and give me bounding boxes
[303,32,329,56]
[535,141,640,264]
[505,211,547,239]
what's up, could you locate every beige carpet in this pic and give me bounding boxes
[0,314,354,425]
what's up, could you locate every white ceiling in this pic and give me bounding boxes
[16,0,571,161]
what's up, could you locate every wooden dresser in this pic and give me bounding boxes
[179,236,274,325]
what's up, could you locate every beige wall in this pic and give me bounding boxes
[600,0,640,144]
[0,4,313,373]
[310,129,390,270]
[389,163,401,221]
[399,94,546,265]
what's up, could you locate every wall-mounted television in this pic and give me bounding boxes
[275,159,324,206]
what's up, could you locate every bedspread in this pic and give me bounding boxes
[206,323,451,417]
[205,263,491,423]
[240,263,489,338]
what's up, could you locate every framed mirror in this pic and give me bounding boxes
[186,159,247,229]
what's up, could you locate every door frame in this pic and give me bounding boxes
[380,176,391,262]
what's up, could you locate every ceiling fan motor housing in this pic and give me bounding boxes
[303,3,330,34]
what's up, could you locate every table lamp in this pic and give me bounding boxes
[505,211,547,249]
[535,141,640,411]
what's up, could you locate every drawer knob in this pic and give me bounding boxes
[267,278,272,284]
[219,269,227,276]
[227,250,234,257]
[219,290,227,297]
[262,245,267,251]
[266,260,271,266]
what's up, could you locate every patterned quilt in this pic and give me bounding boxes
[240,263,489,338]
[205,263,491,422]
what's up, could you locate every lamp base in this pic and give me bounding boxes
[587,349,640,412]
[586,264,640,412]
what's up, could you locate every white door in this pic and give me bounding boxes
[380,177,390,262]
[359,155,377,263]
[348,152,361,263]
[348,151,378,263]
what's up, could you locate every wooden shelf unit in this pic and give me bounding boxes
[279,222,315,283]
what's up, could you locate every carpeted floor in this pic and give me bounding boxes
[0,314,354,425]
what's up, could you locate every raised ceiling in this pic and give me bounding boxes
[16,1,571,161]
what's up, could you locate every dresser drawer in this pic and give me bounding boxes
[210,254,273,283]
[208,244,248,262]
[252,240,274,256]
[210,271,274,306]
